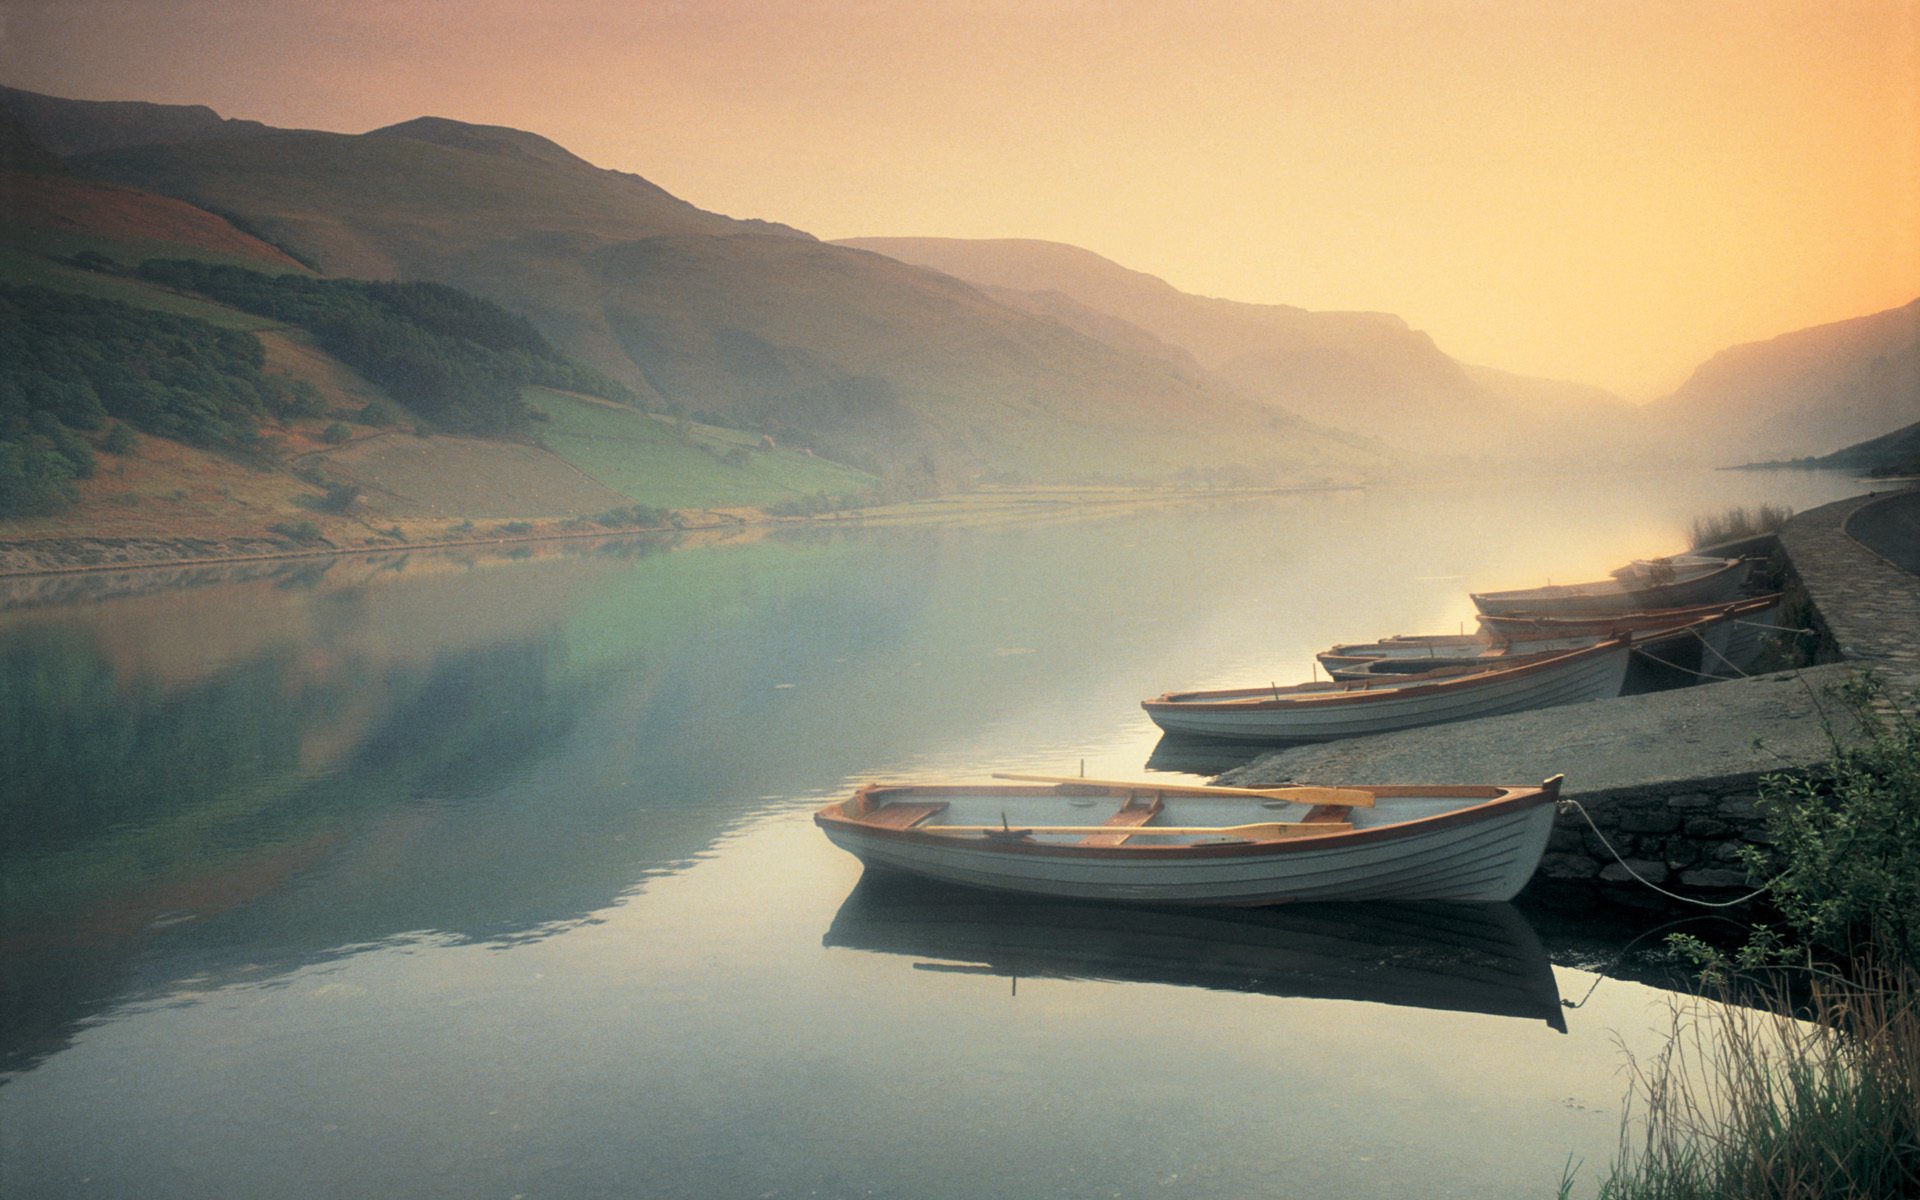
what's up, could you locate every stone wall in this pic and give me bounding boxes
[1223,487,1916,899]
[1539,773,1776,891]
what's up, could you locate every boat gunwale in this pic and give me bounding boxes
[814,780,1560,862]
[1474,592,1781,636]
[1468,557,1746,610]
[1141,639,1626,711]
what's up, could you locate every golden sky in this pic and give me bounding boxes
[4,0,1915,398]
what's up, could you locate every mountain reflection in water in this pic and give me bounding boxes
[825,872,1567,1031]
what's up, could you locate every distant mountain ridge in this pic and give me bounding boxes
[0,85,277,156]
[12,85,1907,478]
[8,88,1377,481]
[837,236,1638,458]
[1643,298,1920,461]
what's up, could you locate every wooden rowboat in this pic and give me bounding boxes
[1319,597,1782,680]
[1318,635,1598,680]
[1470,556,1748,617]
[1142,639,1629,743]
[1475,593,1782,644]
[814,774,1564,904]
[823,873,1567,1028]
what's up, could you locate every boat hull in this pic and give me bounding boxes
[1699,599,1788,679]
[1475,593,1781,642]
[816,782,1562,905]
[1470,558,1748,617]
[1143,642,1629,743]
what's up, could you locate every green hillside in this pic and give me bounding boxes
[530,390,874,509]
[0,174,878,530]
[69,120,1384,483]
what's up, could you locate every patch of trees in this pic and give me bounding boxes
[138,260,639,434]
[0,285,277,516]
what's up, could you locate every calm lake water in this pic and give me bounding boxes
[0,469,1870,1199]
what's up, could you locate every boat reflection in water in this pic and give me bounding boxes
[824,872,1567,1032]
[1142,735,1273,778]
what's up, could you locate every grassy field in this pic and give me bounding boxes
[529,389,875,509]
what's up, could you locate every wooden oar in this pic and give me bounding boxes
[990,772,1374,808]
[925,822,1348,839]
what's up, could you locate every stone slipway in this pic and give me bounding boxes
[1217,488,1920,892]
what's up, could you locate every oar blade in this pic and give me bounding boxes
[989,772,1374,808]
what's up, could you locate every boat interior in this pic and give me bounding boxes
[841,782,1519,847]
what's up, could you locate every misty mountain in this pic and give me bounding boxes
[1644,298,1920,462]
[0,107,65,174]
[1802,419,1920,476]
[0,85,276,157]
[10,89,1379,481]
[836,237,1637,458]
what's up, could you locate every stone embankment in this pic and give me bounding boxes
[1219,488,1920,896]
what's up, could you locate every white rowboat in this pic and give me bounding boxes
[1320,596,1783,681]
[1142,640,1629,743]
[1470,557,1748,617]
[815,776,1564,904]
[1473,593,1782,642]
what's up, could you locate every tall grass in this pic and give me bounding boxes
[1571,677,1920,1198]
[1688,504,1794,550]
[1590,965,1919,1199]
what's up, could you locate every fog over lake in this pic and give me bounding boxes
[0,468,1869,1199]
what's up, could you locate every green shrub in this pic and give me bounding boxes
[1737,675,1920,970]
[0,285,268,451]
[321,422,353,444]
[315,481,361,513]
[268,520,321,542]
[101,423,139,455]
[358,399,400,427]
[0,439,79,516]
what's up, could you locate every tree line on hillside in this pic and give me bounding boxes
[138,261,639,435]
[0,285,290,516]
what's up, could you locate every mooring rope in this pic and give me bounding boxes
[1688,625,1750,678]
[1555,795,1772,908]
[1629,644,1736,680]
[1729,618,1814,635]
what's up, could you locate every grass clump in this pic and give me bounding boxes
[1574,675,1920,1199]
[1688,504,1794,550]
[1588,965,1919,1200]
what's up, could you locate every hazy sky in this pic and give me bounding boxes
[4,0,1914,398]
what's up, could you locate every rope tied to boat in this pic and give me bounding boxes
[1627,615,1816,680]
[1629,642,1743,681]
[1729,618,1813,635]
[1687,624,1751,678]
[1554,795,1771,908]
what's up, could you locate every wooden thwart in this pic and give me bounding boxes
[1080,796,1162,847]
[860,802,949,829]
[990,772,1374,808]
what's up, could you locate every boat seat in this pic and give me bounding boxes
[863,802,949,830]
[1079,795,1164,847]
[1300,804,1349,825]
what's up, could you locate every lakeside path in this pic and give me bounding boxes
[1217,488,1920,891]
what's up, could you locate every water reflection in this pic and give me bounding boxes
[1144,733,1274,775]
[825,872,1567,1030]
